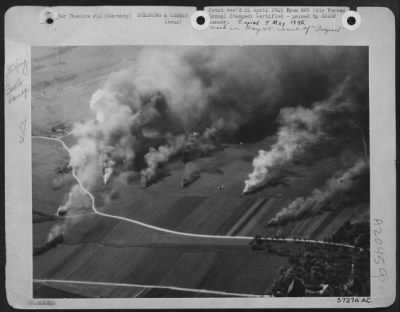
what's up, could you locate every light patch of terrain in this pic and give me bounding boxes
[32,46,142,135]
[33,136,362,298]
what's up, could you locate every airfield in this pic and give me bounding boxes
[32,135,363,298]
[31,46,368,298]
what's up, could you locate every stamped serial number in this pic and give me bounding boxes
[372,218,387,282]
[337,297,371,303]
[28,299,56,306]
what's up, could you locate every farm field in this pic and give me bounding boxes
[32,46,369,298]
[32,138,72,215]
[32,136,362,298]
[32,47,142,135]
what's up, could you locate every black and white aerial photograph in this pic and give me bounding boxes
[32,46,370,298]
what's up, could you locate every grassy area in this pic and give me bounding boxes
[31,47,142,135]
[33,132,369,298]
[32,138,73,215]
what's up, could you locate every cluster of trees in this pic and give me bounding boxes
[332,219,369,250]
[332,220,370,295]
[270,246,352,296]
[269,219,370,297]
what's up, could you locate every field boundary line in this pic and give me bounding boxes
[32,135,360,250]
[33,279,262,297]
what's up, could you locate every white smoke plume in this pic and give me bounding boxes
[181,162,200,188]
[41,46,367,243]
[267,158,368,226]
[243,107,322,193]
[103,167,113,184]
[67,48,208,190]
[47,184,92,243]
[140,134,186,187]
[139,129,219,187]
[46,223,66,243]
[180,152,225,188]
[53,46,367,217]
[56,184,92,216]
[243,77,361,194]
[68,47,367,191]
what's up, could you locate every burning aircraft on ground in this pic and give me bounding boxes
[47,46,368,241]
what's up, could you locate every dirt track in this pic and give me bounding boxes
[33,136,360,298]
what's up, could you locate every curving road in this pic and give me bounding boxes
[32,135,360,297]
[32,135,359,249]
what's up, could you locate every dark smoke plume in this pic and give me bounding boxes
[67,46,367,191]
[267,158,369,226]
[50,46,367,240]
[243,75,368,193]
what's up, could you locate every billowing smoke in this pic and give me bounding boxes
[34,223,66,256]
[42,45,367,246]
[103,167,113,184]
[243,106,322,193]
[56,184,92,216]
[65,47,367,192]
[140,127,221,187]
[181,162,201,188]
[103,171,138,204]
[102,150,117,184]
[69,134,102,188]
[181,153,225,188]
[267,158,369,226]
[46,223,65,243]
[243,76,367,194]
[42,46,367,244]
[139,134,185,187]
[46,184,92,245]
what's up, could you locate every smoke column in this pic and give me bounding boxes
[181,162,201,188]
[46,223,65,243]
[140,135,186,187]
[56,184,92,216]
[47,184,92,243]
[267,158,368,226]
[49,46,367,236]
[243,105,322,193]
[40,46,367,244]
[67,47,367,190]
[243,76,366,194]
